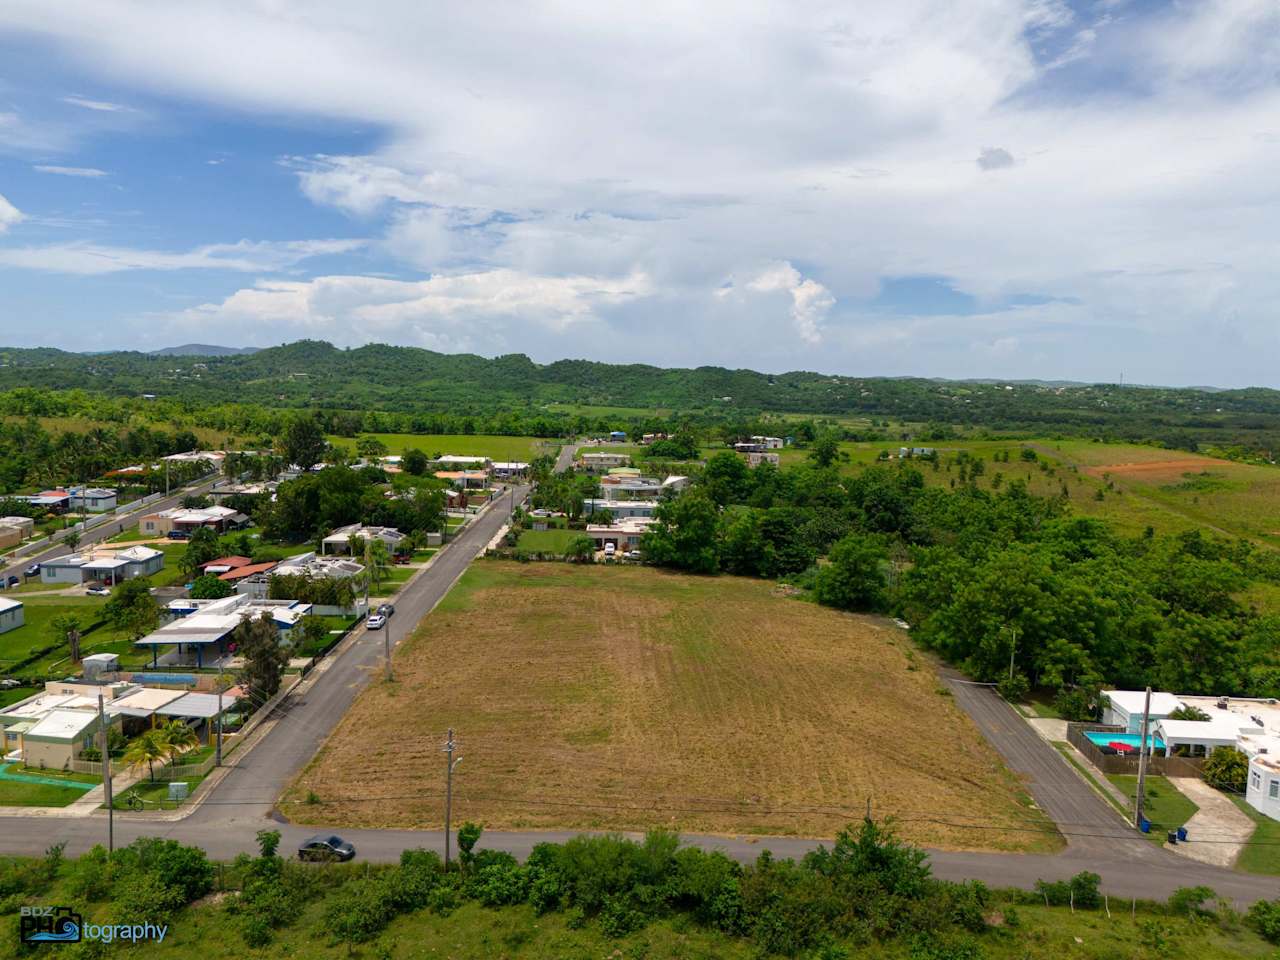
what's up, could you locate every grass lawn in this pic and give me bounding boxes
[0,779,91,806]
[106,526,154,543]
[516,527,582,554]
[327,433,554,461]
[1022,690,1063,719]
[1229,795,1280,875]
[0,595,155,674]
[1107,774,1199,843]
[375,565,417,587]
[286,561,1058,852]
[0,685,38,706]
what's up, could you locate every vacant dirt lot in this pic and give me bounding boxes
[287,562,1058,851]
[1082,458,1225,480]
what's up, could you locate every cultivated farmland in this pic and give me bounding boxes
[326,432,554,461]
[287,562,1058,851]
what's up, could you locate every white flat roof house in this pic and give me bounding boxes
[0,597,23,635]
[321,524,406,555]
[40,546,164,586]
[69,486,118,512]
[1100,690,1184,734]
[136,593,313,667]
[491,461,529,478]
[434,455,492,468]
[585,517,656,550]
[580,451,631,472]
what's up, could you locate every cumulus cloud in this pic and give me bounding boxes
[0,238,364,275]
[33,164,109,178]
[976,147,1015,171]
[1,1,1279,382]
[159,269,653,348]
[0,193,22,232]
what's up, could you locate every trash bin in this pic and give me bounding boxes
[1139,818,1151,833]
[1167,831,1178,845]
[1177,826,1188,842]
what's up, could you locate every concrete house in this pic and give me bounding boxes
[580,452,631,472]
[69,487,118,512]
[139,505,248,536]
[585,517,655,551]
[321,523,406,555]
[40,546,165,586]
[1100,690,1184,733]
[0,516,36,539]
[0,597,23,635]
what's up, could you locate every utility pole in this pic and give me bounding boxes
[1134,686,1152,829]
[215,662,225,767]
[443,729,460,868]
[1007,625,1019,681]
[97,694,114,853]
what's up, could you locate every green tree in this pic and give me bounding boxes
[181,526,222,577]
[48,613,83,663]
[103,578,159,640]
[719,509,773,577]
[565,535,595,563]
[123,729,167,782]
[188,573,235,600]
[402,447,429,475]
[280,414,327,472]
[235,612,290,704]
[814,534,888,611]
[63,529,81,552]
[1203,746,1248,793]
[641,490,720,574]
[701,451,752,506]
[808,431,844,468]
[365,537,391,591]
[158,718,198,761]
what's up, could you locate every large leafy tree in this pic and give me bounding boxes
[641,489,720,574]
[103,578,159,640]
[235,613,290,705]
[181,526,223,577]
[814,533,888,612]
[280,414,327,472]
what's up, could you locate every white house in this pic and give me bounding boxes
[41,546,165,586]
[580,452,631,472]
[583,499,658,520]
[0,597,23,635]
[321,523,406,555]
[585,517,656,550]
[491,461,529,479]
[1100,690,1184,733]
[136,594,313,667]
[0,516,36,539]
[69,487,118,512]
[434,455,492,470]
[750,435,785,449]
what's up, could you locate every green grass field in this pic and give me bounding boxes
[0,595,158,674]
[327,433,555,461]
[1107,774,1199,844]
[0,779,90,806]
[515,527,582,554]
[1230,796,1280,875]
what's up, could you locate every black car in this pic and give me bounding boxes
[3,576,17,589]
[376,603,395,618]
[166,530,190,540]
[298,835,356,862]
[23,563,39,578]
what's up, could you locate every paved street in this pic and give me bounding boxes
[0,475,218,581]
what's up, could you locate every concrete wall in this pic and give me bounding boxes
[23,735,88,771]
[0,605,24,634]
[0,526,23,550]
[40,564,85,585]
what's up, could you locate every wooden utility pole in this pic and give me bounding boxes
[97,694,114,853]
[444,729,460,867]
[1134,686,1153,829]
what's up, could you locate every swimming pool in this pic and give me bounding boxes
[1084,732,1165,750]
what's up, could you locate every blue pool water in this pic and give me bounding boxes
[1084,732,1165,750]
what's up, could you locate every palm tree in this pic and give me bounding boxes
[365,538,390,591]
[123,730,167,783]
[159,719,198,761]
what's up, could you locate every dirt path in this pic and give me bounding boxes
[1165,777,1255,868]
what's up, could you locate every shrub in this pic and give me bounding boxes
[1203,747,1248,793]
[1168,885,1217,917]
[1248,899,1280,944]
[996,673,1029,704]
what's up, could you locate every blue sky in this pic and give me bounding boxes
[0,1,1278,387]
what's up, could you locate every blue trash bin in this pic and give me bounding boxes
[1177,826,1188,842]
[1140,818,1151,834]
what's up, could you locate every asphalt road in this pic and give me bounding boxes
[554,442,580,472]
[0,475,218,581]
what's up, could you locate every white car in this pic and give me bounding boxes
[366,614,386,630]
[86,586,111,597]
[603,543,616,556]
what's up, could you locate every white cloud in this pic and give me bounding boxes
[1,1,1279,382]
[0,238,364,275]
[159,269,654,349]
[62,95,131,112]
[743,262,834,345]
[0,193,22,232]
[33,164,109,178]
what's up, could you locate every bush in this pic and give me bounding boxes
[1248,899,1280,944]
[1168,885,1217,917]
[996,673,1029,704]
[1203,746,1248,793]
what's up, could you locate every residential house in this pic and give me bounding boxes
[209,480,276,503]
[750,435,785,449]
[579,451,631,472]
[0,597,23,635]
[69,486,118,512]
[139,505,248,536]
[898,447,937,459]
[1100,690,1184,733]
[661,475,690,494]
[490,461,529,479]
[434,455,492,470]
[585,517,656,551]
[746,452,780,467]
[600,476,664,502]
[583,499,658,520]
[435,470,490,489]
[0,524,24,551]
[236,552,366,614]
[0,516,36,539]
[609,431,627,442]
[40,546,165,586]
[135,593,313,667]
[21,490,71,513]
[321,523,406,555]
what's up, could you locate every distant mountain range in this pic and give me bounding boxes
[149,344,261,357]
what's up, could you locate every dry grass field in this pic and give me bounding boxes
[286,562,1059,851]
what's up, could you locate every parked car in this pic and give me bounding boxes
[23,563,39,578]
[603,543,616,556]
[376,603,395,618]
[298,835,355,862]
[166,530,190,540]
[366,614,386,630]
[625,550,642,561]
[86,584,111,596]
[3,576,18,589]
[0,679,20,690]
[391,553,411,565]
